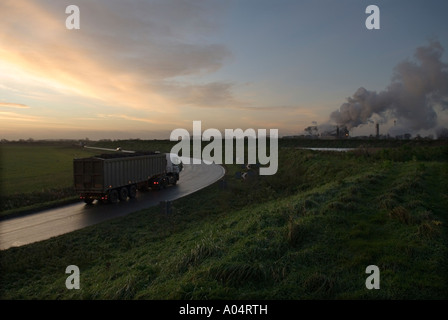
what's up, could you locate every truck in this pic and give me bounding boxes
[73,152,182,204]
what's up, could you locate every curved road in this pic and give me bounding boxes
[0,159,225,251]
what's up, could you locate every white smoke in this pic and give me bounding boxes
[329,41,448,136]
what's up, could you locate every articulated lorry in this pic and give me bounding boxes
[74,152,182,204]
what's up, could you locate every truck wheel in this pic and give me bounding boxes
[84,198,94,205]
[119,187,128,201]
[109,190,119,204]
[129,185,137,199]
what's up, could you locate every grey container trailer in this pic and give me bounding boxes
[74,152,179,204]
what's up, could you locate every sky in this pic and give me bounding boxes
[1,0,447,140]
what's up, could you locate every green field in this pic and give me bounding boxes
[0,140,447,299]
[1,143,96,195]
[0,140,177,216]
[0,142,101,215]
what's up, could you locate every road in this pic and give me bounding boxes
[0,159,225,251]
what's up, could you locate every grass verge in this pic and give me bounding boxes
[0,144,447,299]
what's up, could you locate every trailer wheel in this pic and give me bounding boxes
[119,187,128,201]
[109,190,119,204]
[129,185,137,199]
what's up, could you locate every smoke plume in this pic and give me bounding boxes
[329,41,448,135]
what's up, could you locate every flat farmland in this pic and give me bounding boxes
[1,143,99,195]
[0,143,99,215]
[0,140,176,216]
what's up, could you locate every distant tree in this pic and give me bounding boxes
[304,125,318,136]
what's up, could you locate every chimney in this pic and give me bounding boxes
[376,123,379,138]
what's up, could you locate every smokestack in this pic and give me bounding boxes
[336,126,340,138]
[376,123,379,138]
[327,41,448,136]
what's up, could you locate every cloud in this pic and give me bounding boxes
[0,0,234,114]
[97,113,180,126]
[157,81,238,108]
[0,111,43,122]
[0,102,30,109]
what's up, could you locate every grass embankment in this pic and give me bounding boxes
[1,143,447,299]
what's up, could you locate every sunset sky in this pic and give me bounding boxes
[1,0,447,140]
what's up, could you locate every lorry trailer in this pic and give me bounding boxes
[74,152,181,204]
